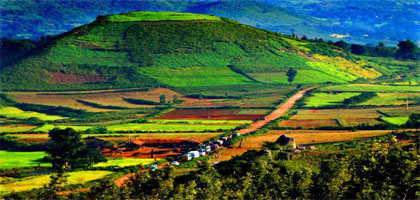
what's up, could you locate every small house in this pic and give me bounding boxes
[181,154,191,161]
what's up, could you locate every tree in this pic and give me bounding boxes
[46,128,104,169]
[351,44,366,55]
[395,40,419,60]
[286,68,297,85]
[159,94,166,105]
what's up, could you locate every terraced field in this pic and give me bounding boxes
[304,92,360,107]
[0,171,112,194]
[0,151,51,169]
[0,107,65,121]
[140,66,253,87]
[321,84,420,93]
[93,158,159,168]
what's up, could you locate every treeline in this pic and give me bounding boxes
[301,36,420,60]
[123,98,160,105]
[343,92,377,105]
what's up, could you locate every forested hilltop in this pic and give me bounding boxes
[1,11,418,91]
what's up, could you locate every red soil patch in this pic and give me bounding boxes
[48,71,106,83]
[17,138,49,143]
[154,109,264,120]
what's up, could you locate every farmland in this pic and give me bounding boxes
[304,92,360,107]
[93,158,159,168]
[33,123,238,133]
[0,124,37,133]
[154,109,265,120]
[0,107,65,121]
[139,66,253,87]
[0,151,51,169]
[211,129,393,162]
[0,171,112,194]
[321,84,420,93]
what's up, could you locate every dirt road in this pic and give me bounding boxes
[237,87,315,135]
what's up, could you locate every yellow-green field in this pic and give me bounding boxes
[0,170,112,194]
[93,158,160,167]
[0,151,51,169]
[304,92,360,107]
[381,116,409,125]
[0,107,65,121]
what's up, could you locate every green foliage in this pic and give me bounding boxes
[405,113,420,129]
[395,40,419,60]
[46,128,105,170]
[287,67,297,84]
[123,97,160,105]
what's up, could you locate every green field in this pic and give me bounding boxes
[381,116,409,125]
[304,92,360,107]
[250,70,347,84]
[0,170,112,194]
[34,124,94,132]
[93,158,159,167]
[140,66,254,87]
[306,61,358,82]
[321,84,420,92]
[147,119,252,124]
[0,107,65,121]
[106,11,221,22]
[359,93,420,106]
[0,151,51,169]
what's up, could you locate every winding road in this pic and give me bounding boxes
[237,87,315,135]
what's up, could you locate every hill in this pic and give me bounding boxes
[4,0,417,45]
[261,0,420,45]
[1,11,417,91]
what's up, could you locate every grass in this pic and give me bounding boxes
[139,66,254,87]
[313,54,382,79]
[0,170,112,194]
[304,92,360,107]
[321,84,420,93]
[0,151,51,169]
[106,11,221,22]
[249,69,347,84]
[358,93,420,106]
[34,124,93,132]
[381,117,409,126]
[0,107,65,121]
[147,119,252,124]
[306,61,359,82]
[93,158,160,167]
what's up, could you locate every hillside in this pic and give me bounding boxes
[1,11,416,91]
